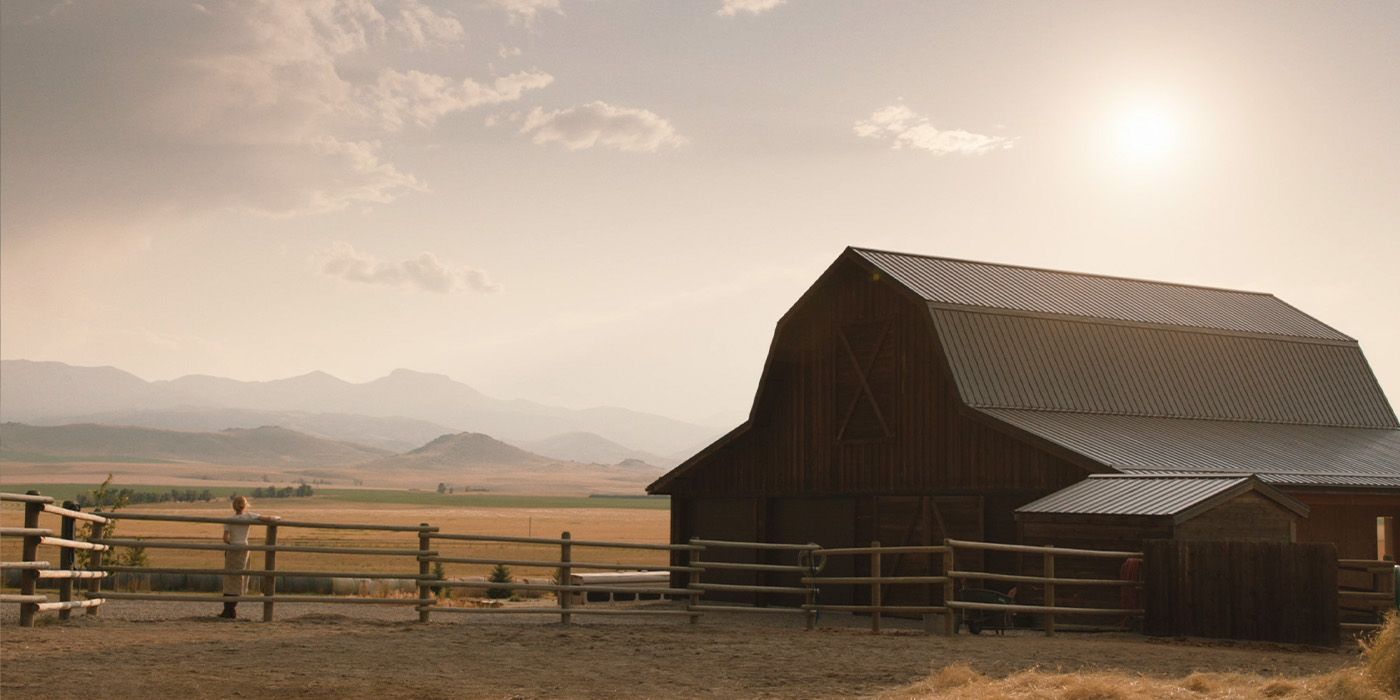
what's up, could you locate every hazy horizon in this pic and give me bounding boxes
[3,1,1397,426]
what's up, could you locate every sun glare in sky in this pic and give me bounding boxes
[1110,97,1184,168]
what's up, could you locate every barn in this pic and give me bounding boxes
[648,247,1400,602]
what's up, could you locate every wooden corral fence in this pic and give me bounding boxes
[422,531,701,622]
[0,491,111,625]
[793,540,1143,636]
[686,538,821,627]
[1143,540,1339,646]
[83,510,439,620]
[6,491,1377,645]
[1338,558,1399,634]
[803,541,954,634]
[945,539,1144,637]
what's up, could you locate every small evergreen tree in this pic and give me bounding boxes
[486,563,513,599]
[430,561,446,598]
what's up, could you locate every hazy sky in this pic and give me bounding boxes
[2,0,1397,426]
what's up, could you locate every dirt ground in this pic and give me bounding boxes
[0,602,1362,700]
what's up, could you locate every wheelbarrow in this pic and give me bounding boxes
[956,588,1014,635]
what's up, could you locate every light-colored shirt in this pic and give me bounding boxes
[224,511,261,546]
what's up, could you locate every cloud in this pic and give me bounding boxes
[717,0,787,17]
[320,242,500,294]
[364,69,553,131]
[520,102,686,152]
[0,0,547,234]
[489,0,562,25]
[855,104,1016,155]
[391,0,465,46]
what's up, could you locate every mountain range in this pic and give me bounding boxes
[0,360,720,460]
[0,422,390,467]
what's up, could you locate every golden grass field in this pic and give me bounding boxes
[2,496,671,579]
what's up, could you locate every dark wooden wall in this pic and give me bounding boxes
[1143,540,1339,646]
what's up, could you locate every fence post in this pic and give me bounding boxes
[58,501,77,621]
[86,515,106,616]
[559,531,573,626]
[19,491,42,627]
[870,540,882,634]
[1043,546,1056,637]
[803,545,817,631]
[261,524,278,622]
[943,539,956,635]
[417,524,432,623]
[688,539,702,625]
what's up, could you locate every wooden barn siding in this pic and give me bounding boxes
[1174,492,1296,542]
[675,258,1085,501]
[1291,491,1400,560]
[1143,540,1339,646]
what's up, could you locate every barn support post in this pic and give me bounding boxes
[1043,546,1056,637]
[417,524,432,623]
[559,531,573,626]
[86,516,106,616]
[19,492,43,627]
[870,540,882,634]
[261,524,278,622]
[58,501,78,621]
[943,539,956,635]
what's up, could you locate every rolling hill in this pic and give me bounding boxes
[513,431,676,467]
[364,432,554,470]
[0,422,390,467]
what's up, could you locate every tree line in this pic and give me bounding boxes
[75,487,217,508]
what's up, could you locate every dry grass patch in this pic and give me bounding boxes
[882,614,1400,700]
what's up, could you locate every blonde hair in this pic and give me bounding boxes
[232,495,250,512]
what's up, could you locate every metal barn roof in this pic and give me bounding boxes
[934,308,1397,429]
[983,409,1400,488]
[1015,473,1308,520]
[853,248,1351,341]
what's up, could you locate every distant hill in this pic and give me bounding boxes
[513,431,677,468]
[365,432,555,470]
[0,422,389,467]
[37,407,457,452]
[0,360,720,456]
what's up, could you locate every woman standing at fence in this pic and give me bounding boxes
[220,495,280,619]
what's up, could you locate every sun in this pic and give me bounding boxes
[1110,98,1182,166]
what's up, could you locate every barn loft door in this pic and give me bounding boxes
[835,319,896,442]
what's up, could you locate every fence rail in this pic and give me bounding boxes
[1338,559,1397,631]
[1,491,110,624]
[2,490,1205,637]
[685,538,821,628]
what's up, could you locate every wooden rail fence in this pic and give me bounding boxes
[1339,558,1398,633]
[0,491,111,625]
[686,538,821,627]
[24,491,1373,643]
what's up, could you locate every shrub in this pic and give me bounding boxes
[1362,611,1400,694]
[486,563,513,599]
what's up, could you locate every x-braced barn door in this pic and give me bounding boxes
[835,319,896,442]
